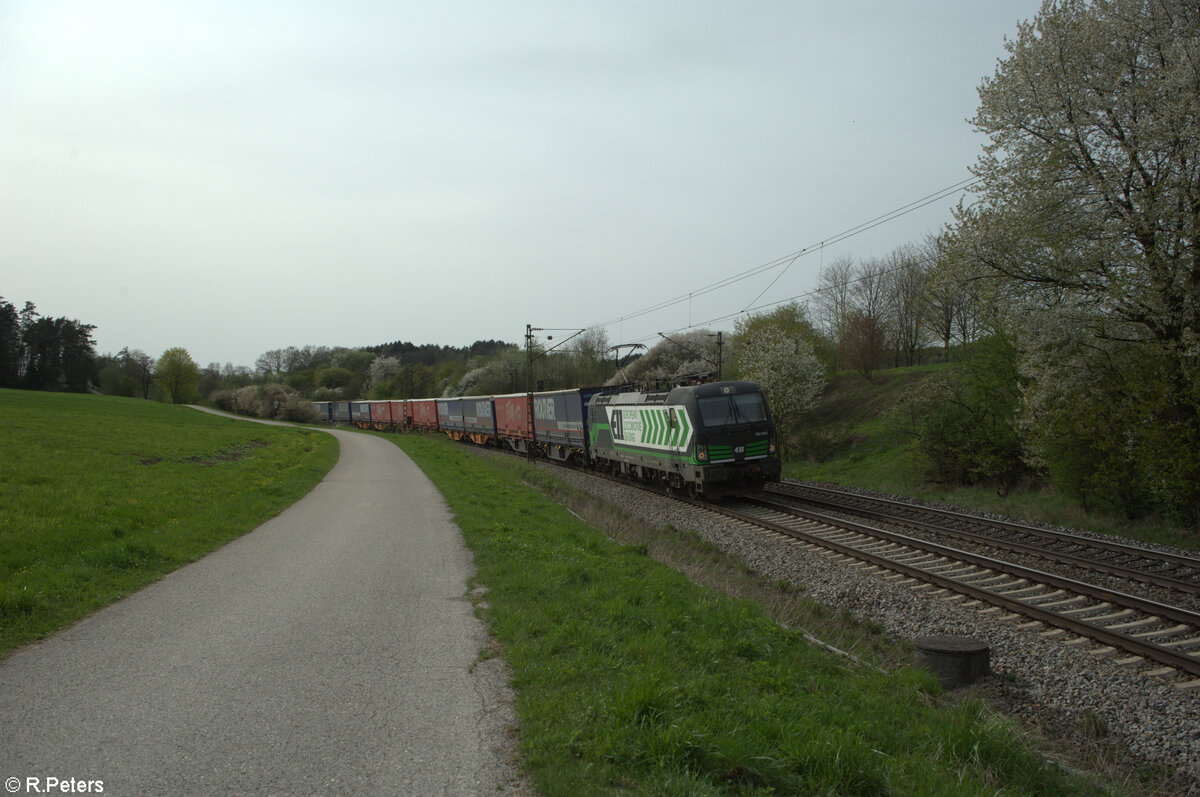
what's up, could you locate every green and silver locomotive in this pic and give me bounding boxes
[587,380,781,497]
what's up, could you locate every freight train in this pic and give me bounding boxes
[313,380,781,497]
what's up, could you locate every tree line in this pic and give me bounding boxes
[0,298,96,392]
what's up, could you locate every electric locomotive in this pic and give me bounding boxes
[587,380,780,497]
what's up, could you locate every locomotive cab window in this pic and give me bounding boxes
[698,396,734,426]
[698,393,767,428]
[732,393,767,423]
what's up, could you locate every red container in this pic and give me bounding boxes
[408,399,439,431]
[383,400,405,425]
[493,394,533,441]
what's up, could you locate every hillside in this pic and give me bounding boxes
[788,365,943,489]
[786,365,1198,552]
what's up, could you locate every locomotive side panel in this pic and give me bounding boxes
[589,397,694,484]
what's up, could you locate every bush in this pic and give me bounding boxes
[209,390,237,412]
[279,398,318,423]
[257,384,289,418]
[1021,341,1200,522]
[233,386,260,416]
[221,383,317,423]
[898,336,1029,488]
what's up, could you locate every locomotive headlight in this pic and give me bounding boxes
[769,440,777,454]
[696,445,708,461]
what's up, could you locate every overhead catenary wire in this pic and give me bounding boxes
[602,175,981,346]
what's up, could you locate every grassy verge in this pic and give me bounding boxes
[0,390,338,656]
[390,432,1103,795]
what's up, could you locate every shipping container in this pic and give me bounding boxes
[408,399,439,431]
[372,400,405,426]
[461,395,496,443]
[493,394,533,442]
[436,398,465,439]
[332,401,352,423]
[349,401,372,424]
[532,388,600,462]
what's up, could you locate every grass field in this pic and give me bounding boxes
[389,432,1107,796]
[0,390,338,656]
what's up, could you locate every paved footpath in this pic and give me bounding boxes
[0,417,528,796]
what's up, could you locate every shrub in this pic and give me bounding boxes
[279,399,318,424]
[257,384,289,418]
[897,335,1029,488]
[233,386,260,416]
[209,390,237,412]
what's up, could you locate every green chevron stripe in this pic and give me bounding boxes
[611,404,697,452]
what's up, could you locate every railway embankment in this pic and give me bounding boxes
[516,453,1200,793]
[395,432,1192,795]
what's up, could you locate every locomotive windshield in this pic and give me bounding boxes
[697,393,768,428]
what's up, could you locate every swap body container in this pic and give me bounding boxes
[461,396,497,442]
[493,394,533,441]
[436,398,465,439]
[408,399,439,431]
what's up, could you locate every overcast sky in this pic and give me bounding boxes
[2,1,1042,368]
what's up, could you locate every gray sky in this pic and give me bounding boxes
[2,1,1041,369]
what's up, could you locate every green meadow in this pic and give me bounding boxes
[0,390,337,655]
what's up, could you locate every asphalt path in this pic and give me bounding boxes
[0,415,528,795]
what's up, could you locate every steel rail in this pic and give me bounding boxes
[771,481,1200,583]
[717,496,1200,678]
[768,484,1200,596]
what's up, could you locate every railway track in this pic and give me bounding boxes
[474,445,1200,684]
[767,481,1200,598]
[702,490,1200,685]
